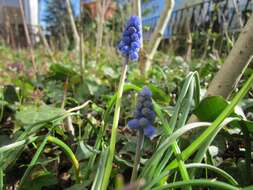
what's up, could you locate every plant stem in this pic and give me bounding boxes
[131,129,144,182]
[79,33,85,83]
[100,58,128,190]
[89,84,142,180]
[171,143,191,190]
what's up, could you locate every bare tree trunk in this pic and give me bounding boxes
[206,14,253,98]
[188,14,253,125]
[96,12,104,54]
[95,0,111,56]
[79,2,85,83]
[2,2,10,45]
[143,0,174,73]
[38,26,55,61]
[2,0,16,48]
[220,8,234,49]
[65,0,80,50]
[132,0,146,73]
[201,30,210,60]
[79,33,85,82]
[185,17,192,62]
[133,0,142,46]
[62,23,70,50]
[18,0,37,74]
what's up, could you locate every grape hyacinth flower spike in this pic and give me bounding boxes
[98,16,142,190]
[118,16,142,62]
[128,87,156,138]
[129,87,156,182]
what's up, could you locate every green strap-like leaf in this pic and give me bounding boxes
[151,179,239,190]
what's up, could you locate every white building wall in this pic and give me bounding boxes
[0,0,39,26]
[0,0,39,43]
[24,0,39,42]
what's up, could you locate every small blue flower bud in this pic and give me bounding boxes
[133,110,142,118]
[117,16,142,62]
[122,36,131,44]
[123,30,130,37]
[120,45,129,55]
[128,26,137,34]
[129,51,139,61]
[148,111,156,123]
[131,33,139,41]
[136,102,142,110]
[131,42,140,51]
[144,125,156,138]
[137,31,142,38]
[139,117,149,127]
[138,95,146,103]
[141,108,150,116]
[128,119,139,129]
[141,87,152,97]
[118,41,125,50]
[143,100,153,108]
[128,16,141,28]
[127,87,156,138]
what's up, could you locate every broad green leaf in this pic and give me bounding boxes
[16,105,64,125]
[242,120,253,133]
[49,63,77,80]
[76,141,98,160]
[103,66,118,79]
[194,96,228,121]
[21,172,57,190]
[3,85,19,103]
[75,82,92,101]
[0,135,11,147]
[148,84,170,103]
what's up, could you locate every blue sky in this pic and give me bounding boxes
[40,0,80,28]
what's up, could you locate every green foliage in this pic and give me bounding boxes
[16,105,64,126]
[194,96,228,122]
[0,44,253,190]
[43,0,73,49]
[21,172,58,190]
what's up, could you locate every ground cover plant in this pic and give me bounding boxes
[1,1,253,190]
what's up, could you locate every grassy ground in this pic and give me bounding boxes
[1,43,253,190]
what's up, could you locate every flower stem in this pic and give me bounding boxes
[131,129,145,182]
[171,143,191,190]
[101,58,128,190]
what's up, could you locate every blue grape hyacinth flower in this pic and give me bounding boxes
[128,87,156,138]
[118,16,142,61]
